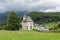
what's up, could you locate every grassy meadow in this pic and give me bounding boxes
[44,22,60,28]
[0,30,60,40]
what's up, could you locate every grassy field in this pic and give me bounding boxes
[0,30,60,40]
[44,22,60,28]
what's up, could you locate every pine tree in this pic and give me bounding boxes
[6,11,21,30]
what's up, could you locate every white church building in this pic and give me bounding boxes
[20,15,49,30]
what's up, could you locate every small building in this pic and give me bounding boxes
[39,25,49,31]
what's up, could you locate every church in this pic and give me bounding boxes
[20,15,49,30]
[21,15,34,30]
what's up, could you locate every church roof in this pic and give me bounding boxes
[23,15,33,22]
[25,16,33,22]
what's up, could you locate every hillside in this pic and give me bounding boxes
[0,11,29,23]
[28,12,60,24]
[0,12,60,25]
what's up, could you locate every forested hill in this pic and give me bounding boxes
[0,11,29,23]
[28,12,60,24]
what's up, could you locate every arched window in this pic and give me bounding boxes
[30,26,32,29]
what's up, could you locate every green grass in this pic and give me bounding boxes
[44,22,60,28]
[0,30,60,40]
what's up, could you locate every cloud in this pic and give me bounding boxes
[44,7,60,12]
[0,0,60,13]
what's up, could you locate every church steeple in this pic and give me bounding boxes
[23,15,26,21]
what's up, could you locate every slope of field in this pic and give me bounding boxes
[44,22,60,28]
[0,30,60,40]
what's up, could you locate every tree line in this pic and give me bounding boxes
[28,12,60,24]
[0,11,60,30]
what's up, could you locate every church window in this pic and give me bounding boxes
[27,26,28,29]
[30,26,32,29]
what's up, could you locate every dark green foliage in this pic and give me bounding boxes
[28,12,60,24]
[6,11,21,30]
[57,23,60,28]
[0,23,6,30]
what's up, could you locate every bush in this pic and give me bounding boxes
[33,29,60,33]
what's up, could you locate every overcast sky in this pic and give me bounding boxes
[0,0,60,13]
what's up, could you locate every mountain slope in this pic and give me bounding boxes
[0,11,29,23]
[28,12,60,24]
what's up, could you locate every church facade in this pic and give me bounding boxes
[21,15,34,30]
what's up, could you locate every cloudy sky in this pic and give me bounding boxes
[0,0,60,13]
